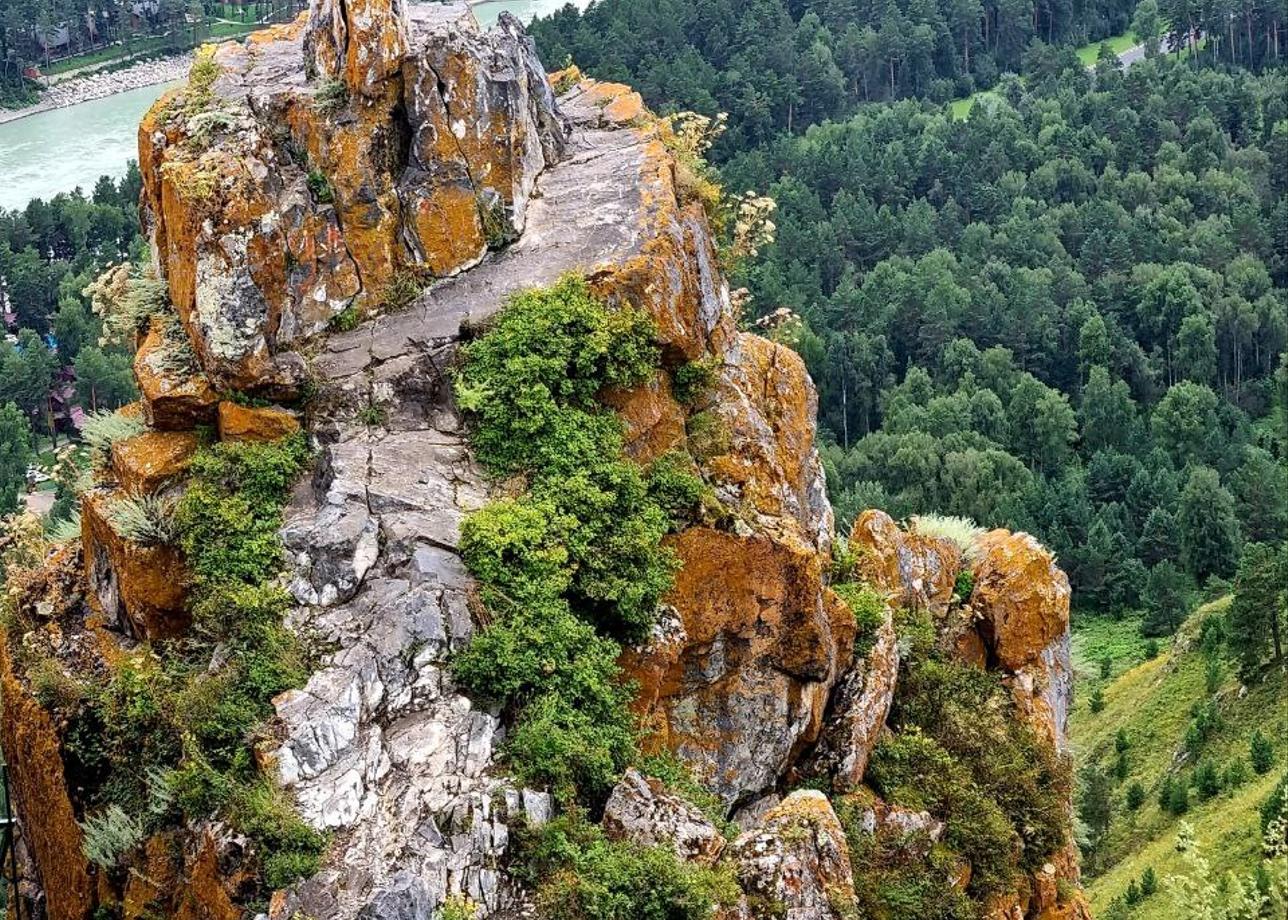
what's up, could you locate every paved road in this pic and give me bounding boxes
[1112,34,1184,69]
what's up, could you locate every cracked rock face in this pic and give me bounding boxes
[602,769,726,865]
[731,791,856,920]
[138,0,564,392]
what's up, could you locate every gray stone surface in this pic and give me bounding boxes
[269,21,662,919]
[602,769,726,865]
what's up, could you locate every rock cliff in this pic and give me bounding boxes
[0,4,1088,919]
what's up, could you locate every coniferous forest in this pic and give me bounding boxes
[534,3,1288,644]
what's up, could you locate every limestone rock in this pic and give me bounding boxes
[110,429,200,495]
[217,401,302,442]
[969,529,1071,672]
[807,603,899,791]
[731,790,856,920]
[622,527,855,808]
[849,509,962,616]
[81,489,190,639]
[602,768,726,865]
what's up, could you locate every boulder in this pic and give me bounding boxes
[849,509,961,616]
[602,768,726,865]
[133,318,219,429]
[81,489,190,639]
[217,401,302,443]
[621,528,855,808]
[731,790,855,920]
[110,430,200,495]
[602,371,688,464]
[969,529,1071,672]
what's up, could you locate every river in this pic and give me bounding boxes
[0,0,584,212]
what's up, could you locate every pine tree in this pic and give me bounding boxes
[1142,560,1190,637]
[1250,730,1275,774]
[1177,466,1241,581]
[1228,543,1285,676]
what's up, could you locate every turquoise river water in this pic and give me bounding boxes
[0,0,582,211]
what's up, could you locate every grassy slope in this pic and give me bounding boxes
[1069,598,1287,919]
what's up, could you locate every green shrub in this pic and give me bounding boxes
[672,358,719,405]
[645,451,708,527]
[1089,686,1106,713]
[451,277,704,811]
[329,304,360,332]
[518,811,740,920]
[834,582,886,656]
[1125,781,1146,810]
[870,653,1072,900]
[685,409,730,461]
[455,275,658,474]
[1251,729,1275,774]
[953,568,974,600]
[306,169,334,204]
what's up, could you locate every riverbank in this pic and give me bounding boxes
[0,53,191,126]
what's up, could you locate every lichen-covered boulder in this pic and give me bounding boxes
[837,789,944,860]
[849,509,962,616]
[81,489,189,639]
[622,528,855,808]
[133,319,219,429]
[110,430,200,495]
[969,530,1071,672]
[731,790,856,920]
[216,401,301,442]
[602,768,726,865]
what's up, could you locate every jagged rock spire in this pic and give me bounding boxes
[304,0,410,96]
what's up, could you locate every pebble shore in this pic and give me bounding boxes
[0,53,192,125]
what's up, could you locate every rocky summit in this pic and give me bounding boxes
[0,3,1090,919]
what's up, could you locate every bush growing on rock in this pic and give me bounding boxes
[517,810,740,920]
[59,434,322,893]
[453,278,702,805]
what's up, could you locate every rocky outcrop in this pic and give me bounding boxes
[850,509,961,616]
[624,528,855,808]
[807,603,899,791]
[730,790,856,920]
[603,769,726,865]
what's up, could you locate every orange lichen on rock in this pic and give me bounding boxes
[217,401,301,442]
[970,529,1071,671]
[0,641,94,920]
[81,490,190,640]
[602,371,688,463]
[623,526,854,804]
[110,430,200,495]
[704,335,829,536]
[133,319,219,430]
[848,508,963,615]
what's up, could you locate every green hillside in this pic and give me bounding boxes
[1069,599,1286,919]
